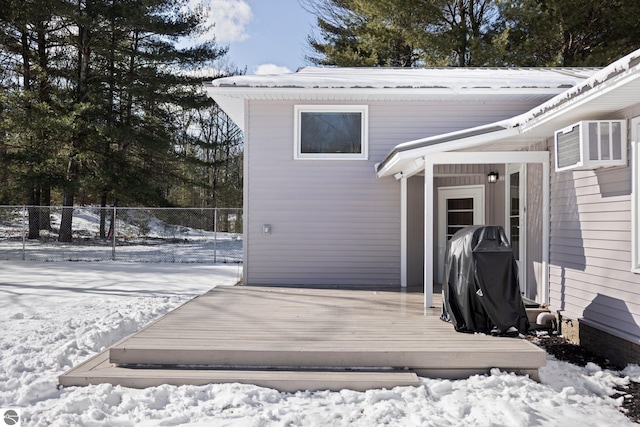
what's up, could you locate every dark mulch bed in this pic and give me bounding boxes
[527,332,640,424]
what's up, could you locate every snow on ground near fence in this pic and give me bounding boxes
[0,261,638,426]
[0,207,242,263]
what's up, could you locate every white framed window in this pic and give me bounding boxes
[294,105,368,160]
[632,117,640,273]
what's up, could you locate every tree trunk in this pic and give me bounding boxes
[457,0,468,67]
[58,183,75,242]
[59,6,91,243]
[39,186,51,231]
[59,150,79,242]
[100,192,107,238]
[26,184,40,239]
[107,198,118,240]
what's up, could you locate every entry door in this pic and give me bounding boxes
[437,186,485,283]
[507,164,527,296]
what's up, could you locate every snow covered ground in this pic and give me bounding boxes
[1,261,638,426]
[0,207,242,263]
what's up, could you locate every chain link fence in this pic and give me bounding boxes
[0,206,243,263]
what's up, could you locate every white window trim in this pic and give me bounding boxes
[632,117,640,273]
[294,105,369,160]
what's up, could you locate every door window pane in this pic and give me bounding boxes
[510,217,520,259]
[509,172,520,260]
[446,197,474,240]
[447,198,473,210]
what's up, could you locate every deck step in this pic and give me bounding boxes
[61,286,547,389]
[60,351,421,392]
[109,345,546,371]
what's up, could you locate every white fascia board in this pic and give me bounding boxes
[375,153,402,178]
[207,86,567,101]
[519,61,640,134]
[519,82,619,134]
[376,126,520,178]
[376,152,426,180]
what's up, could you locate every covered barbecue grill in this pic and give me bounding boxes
[440,225,529,335]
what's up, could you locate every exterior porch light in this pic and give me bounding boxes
[487,171,499,184]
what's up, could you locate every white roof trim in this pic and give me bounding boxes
[204,67,597,131]
[207,67,596,93]
[376,126,519,178]
[376,48,640,178]
[501,51,640,132]
[206,85,575,100]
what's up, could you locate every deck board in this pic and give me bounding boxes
[60,285,546,390]
[59,351,421,392]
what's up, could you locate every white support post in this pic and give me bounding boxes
[400,176,407,288]
[424,158,434,308]
[542,156,550,305]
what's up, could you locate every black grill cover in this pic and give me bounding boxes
[440,225,529,335]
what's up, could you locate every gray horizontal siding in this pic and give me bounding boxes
[245,99,537,286]
[407,176,425,287]
[245,100,399,286]
[526,159,544,301]
[550,266,640,298]
[547,110,640,343]
[369,100,542,156]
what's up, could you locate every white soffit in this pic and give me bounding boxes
[205,88,246,132]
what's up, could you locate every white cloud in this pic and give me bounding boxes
[192,0,253,44]
[254,64,292,75]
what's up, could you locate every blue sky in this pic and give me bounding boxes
[203,0,317,74]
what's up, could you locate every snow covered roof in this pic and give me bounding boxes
[209,66,595,90]
[204,67,598,131]
[376,48,640,178]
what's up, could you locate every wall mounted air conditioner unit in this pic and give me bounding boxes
[554,120,627,172]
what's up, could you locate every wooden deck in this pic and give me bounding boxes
[60,285,546,391]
